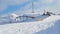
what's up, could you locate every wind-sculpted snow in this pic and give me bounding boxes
[0,15,60,34]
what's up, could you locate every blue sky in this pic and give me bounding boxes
[0,0,60,16]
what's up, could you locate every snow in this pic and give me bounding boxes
[0,15,60,34]
[0,13,49,23]
[8,13,19,20]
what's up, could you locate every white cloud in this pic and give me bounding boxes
[0,0,30,11]
[6,0,30,5]
[0,0,54,11]
[0,0,60,15]
[0,4,8,11]
[41,0,54,3]
[45,0,54,3]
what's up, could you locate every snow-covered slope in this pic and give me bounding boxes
[0,15,60,34]
[0,13,19,23]
[0,13,49,23]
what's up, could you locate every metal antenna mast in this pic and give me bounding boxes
[32,1,34,13]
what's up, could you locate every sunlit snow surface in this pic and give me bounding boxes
[0,15,60,34]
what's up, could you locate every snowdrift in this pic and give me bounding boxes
[0,15,60,34]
